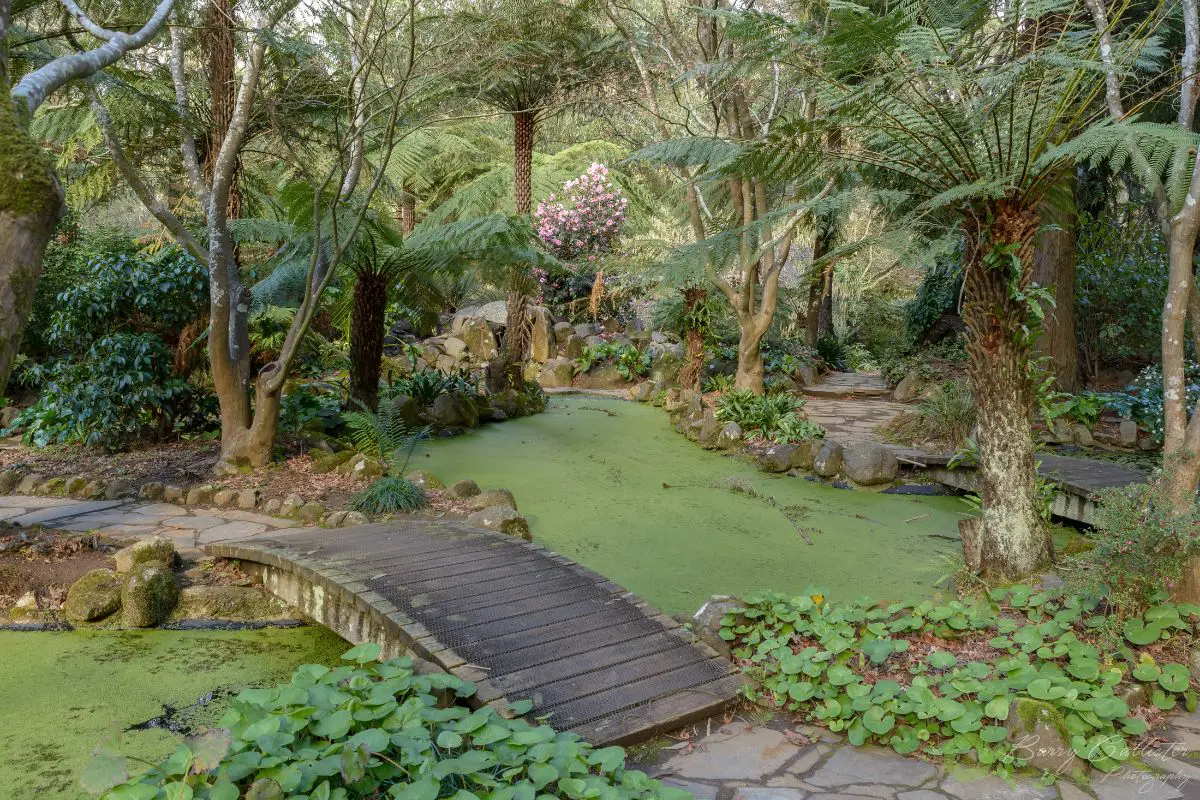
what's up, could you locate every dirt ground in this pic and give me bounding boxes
[0,529,116,612]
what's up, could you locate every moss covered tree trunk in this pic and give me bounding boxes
[678,287,706,390]
[962,204,1055,581]
[349,269,388,411]
[0,95,63,396]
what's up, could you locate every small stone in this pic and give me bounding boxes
[103,480,130,500]
[185,485,216,505]
[565,334,585,360]
[163,486,185,503]
[347,456,385,481]
[81,480,105,499]
[212,489,237,507]
[406,470,446,491]
[466,506,531,539]
[759,444,799,473]
[14,591,38,610]
[1118,419,1139,447]
[64,568,123,622]
[467,489,517,512]
[1072,424,1095,448]
[692,595,743,659]
[122,565,179,627]
[716,422,743,450]
[114,536,176,573]
[139,482,165,501]
[325,510,348,527]
[65,476,88,496]
[237,489,259,510]
[297,502,325,523]
[892,371,921,402]
[446,479,481,499]
[0,469,20,493]
[813,441,845,478]
[539,357,576,389]
[343,511,369,526]
[263,498,283,514]
[16,473,44,494]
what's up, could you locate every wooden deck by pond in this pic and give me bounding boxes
[206,521,742,745]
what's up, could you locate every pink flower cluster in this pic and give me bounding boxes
[534,163,628,262]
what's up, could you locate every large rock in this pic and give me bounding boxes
[576,364,630,389]
[442,336,467,358]
[1118,419,1139,447]
[574,323,598,338]
[429,392,480,428]
[538,358,575,389]
[650,343,685,387]
[172,586,291,622]
[459,317,498,360]
[466,506,531,540]
[796,363,819,387]
[467,489,516,511]
[843,443,899,486]
[716,422,743,450]
[759,444,799,472]
[405,470,445,490]
[1005,698,1086,777]
[790,438,822,470]
[697,412,724,450]
[564,334,585,360]
[114,536,175,573]
[893,370,921,402]
[813,440,845,477]
[528,306,555,362]
[64,569,123,622]
[553,322,574,344]
[122,565,179,628]
[446,479,480,499]
[630,380,657,403]
[477,300,509,325]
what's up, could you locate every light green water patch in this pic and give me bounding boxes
[422,396,971,615]
[0,626,347,800]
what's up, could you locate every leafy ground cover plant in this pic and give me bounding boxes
[721,588,1199,778]
[386,369,478,408]
[87,644,684,800]
[1104,364,1200,445]
[715,390,823,444]
[574,342,651,380]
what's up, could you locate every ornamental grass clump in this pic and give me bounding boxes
[87,644,686,800]
[721,587,1200,777]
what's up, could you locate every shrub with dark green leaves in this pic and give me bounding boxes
[723,587,1199,777]
[574,342,650,380]
[87,644,687,800]
[715,389,823,443]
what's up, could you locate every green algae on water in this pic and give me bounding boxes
[0,626,347,800]
[422,396,970,615]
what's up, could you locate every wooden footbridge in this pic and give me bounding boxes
[206,521,742,745]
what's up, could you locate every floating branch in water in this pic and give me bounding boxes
[578,406,618,417]
[661,476,815,544]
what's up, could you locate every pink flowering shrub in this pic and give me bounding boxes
[535,163,628,262]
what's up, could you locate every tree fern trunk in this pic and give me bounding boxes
[962,204,1054,581]
[513,110,535,215]
[350,268,388,411]
[678,288,706,391]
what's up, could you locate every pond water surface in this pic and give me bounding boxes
[423,395,969,614]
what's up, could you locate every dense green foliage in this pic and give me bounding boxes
[574,342,650,380]
[722,588,1198,776]
[8,246,212,448]
[1105,364,1200,444]
[89,644,683,800]
[715,390,824,444]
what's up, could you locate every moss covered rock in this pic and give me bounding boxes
[466,506,531,540]
[466,489,516,512]
[63,568,122,623]
[1005,697,1085,777]
[114,536,175,573]
[121,565,178,627]
[406,470,446,491]
[170,586,292,622]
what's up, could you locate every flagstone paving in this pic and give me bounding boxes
[648,719,1200,800]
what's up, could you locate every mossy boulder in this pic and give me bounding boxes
[170,586,292,622]
[405,470,446,491]
[466,489,516,512]
[114,536,175,573]
[63,569,122,622]
[446,479,480,500]
[1005,697,1085,777]
[121,565,179,627]
[311,449,355,474]
[466,506,531,540]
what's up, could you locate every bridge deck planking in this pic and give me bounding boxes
[206,520,740,745]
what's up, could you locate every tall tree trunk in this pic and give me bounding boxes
[512,110,535,215]
[0,96,63,395]
[349,268,388,411]
[204,0,240,220]
[1161,218,1200,509]
[962,204,1054,581]
[734,321,766,394]
[1032,178,1080,393]
[806,222,835,347]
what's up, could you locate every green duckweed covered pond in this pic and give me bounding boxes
[0,626,347,800]
[424,395,970,614]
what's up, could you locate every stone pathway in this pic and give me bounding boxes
[802,395,911,446]
[802,372,893,400]
[650,715,1200,800]
[0,495,298,553]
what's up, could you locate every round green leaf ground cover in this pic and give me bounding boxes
[94,644,688,800]
[721,587,1200,776]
